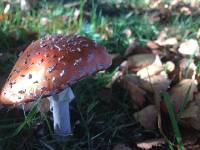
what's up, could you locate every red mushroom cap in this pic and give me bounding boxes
[0,34,112,105]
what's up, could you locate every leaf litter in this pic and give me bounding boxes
[109,27,200,148]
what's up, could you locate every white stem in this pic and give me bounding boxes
[48,87,75,136]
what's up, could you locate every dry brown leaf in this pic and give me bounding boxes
[111,53,124,68]
[155,27,180,47]
[127,54,157,73]
[112,144,132,150]
[124,41,151,57]
[180,6,192,15]
[178,39,199,56]
[147,41,161,50]
[180,92,200,130]
[194,92,200,105]
[147,6,171,24]
[134,105,158,129]
[136,138,165,150]
[149,0,164,8]
[137,64,163,79]
[121,74,140,85]
[181,102,200,130]
[120,60,129,72]
[170,79,198,113]
[140,72,170,92]
[156,37,178,46]
[124,40,138,57]
[147,10,161,23]
[161,37,178,46]
[136,55,163,79]
[179,58,196,80]
[121,75,146,107]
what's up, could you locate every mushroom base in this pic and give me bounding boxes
[48,87,75,136]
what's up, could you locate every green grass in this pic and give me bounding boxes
[161,92,184,150]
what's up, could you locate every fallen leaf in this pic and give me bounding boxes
[161,37,178,46]
[179,58,196,80]
[124,40,138,57]
[121,75,146,107]
[178,39,199,56]
[121,74,140,85]
[181,127,200,149]
[149,0,164,8]
[180,92,200,130]
[147,7,171,24]
[136,138,165,150]
[137,64,163,79]
[112,144,132,150]
[136,55,163,79]
[120,60,129,72]
[180,6,192,15]
[170,79,198,113]
[147,41,161,50]
[147,10,161,23]
[124,42,151,57]
[127,54,157,73]
[140,72,170,93]
[111,53,124,68]
[134,105,158,129]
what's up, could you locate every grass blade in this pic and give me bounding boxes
[161,92,184,150]
[178,82,193,116]
[12,101,38,136]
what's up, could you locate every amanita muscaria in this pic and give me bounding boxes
[0,34,112,136]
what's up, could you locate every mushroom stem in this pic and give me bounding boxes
[48,87,75,136]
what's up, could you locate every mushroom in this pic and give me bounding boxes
[0,34,112,136]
